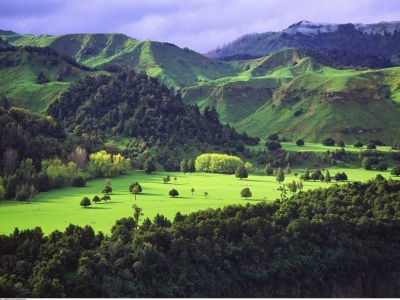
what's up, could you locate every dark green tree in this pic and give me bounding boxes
[188,158,196,173]
[322,137,335,146]
[324,170,332,183]
[132,204,143,229]
[180,158,189,174]
[276,167,285,183]
[102,186,112,194]
[143,158,156,174]
[391,164,400,176]
[240,187,252,199]
[129,182,142,200]
[296,139,305,146]
[354,141,364,148]
[92,195,101,204]
[169,188,179,198]
[80,197,91,208]
[264,163,274,175]
[163,175,171,184]
[362,157,372,170]
[235,164,248,180]
[72,176,86,187]
[265,140,282,151]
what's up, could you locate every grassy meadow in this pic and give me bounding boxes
[0,166,395,236]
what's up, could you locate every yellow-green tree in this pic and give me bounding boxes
[195,153,243,174]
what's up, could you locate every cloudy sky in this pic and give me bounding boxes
[1,0,399,53]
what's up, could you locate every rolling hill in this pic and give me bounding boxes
[234,63,400,144]
[0,31,242,89]
[1,23,400,144]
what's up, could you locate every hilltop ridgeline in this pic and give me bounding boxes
[205,21,400,68]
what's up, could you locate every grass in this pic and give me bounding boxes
[1,167,397,236]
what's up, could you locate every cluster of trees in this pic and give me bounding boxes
[195,153,244,174]
[0,148,130,201]
[86,150,131,178]
[2,178,400,297]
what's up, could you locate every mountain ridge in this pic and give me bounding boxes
[205,21,400,66]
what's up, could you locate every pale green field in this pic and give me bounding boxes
[0,168,396,236]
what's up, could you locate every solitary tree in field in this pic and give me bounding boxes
[163,175,171,184]
[276,167,285,183]
[204,192,208,199]
[191,187,195,195]
[235,164,248,180]
[130,182,142,200]
[169,189,179,198]
[240,187,252,200]
[80,197,91,208]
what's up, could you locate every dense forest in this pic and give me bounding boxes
[47,70,257,148]
[1,177,400,297]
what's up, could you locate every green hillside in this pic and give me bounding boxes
[181,48,340,123]
[0,46,105,113]
[1,32,242,89]
[235,65,400,144]
[1,31,400,144]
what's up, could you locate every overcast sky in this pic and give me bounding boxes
[1,0,399,53]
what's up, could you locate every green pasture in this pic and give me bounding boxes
[0,167,396,236]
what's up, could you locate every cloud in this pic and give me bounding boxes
[0,0,399,53]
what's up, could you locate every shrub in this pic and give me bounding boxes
[322,138,335,146]
[72,176,86,187]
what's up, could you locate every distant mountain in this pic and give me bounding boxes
[205,21,400,67]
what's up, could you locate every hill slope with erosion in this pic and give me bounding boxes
[235,64,400,144]
[181,47,340,124]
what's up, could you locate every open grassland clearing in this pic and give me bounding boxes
[0,166,397,236]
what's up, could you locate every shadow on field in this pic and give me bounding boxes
[140,192,160,196]
[101,201,123,204]
[85,206,111,209]
[244,198,268,202]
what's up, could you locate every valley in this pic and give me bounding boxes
[1,20,400,297]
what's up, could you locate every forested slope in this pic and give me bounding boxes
[47,70,257,147]
[1,177,400,297]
